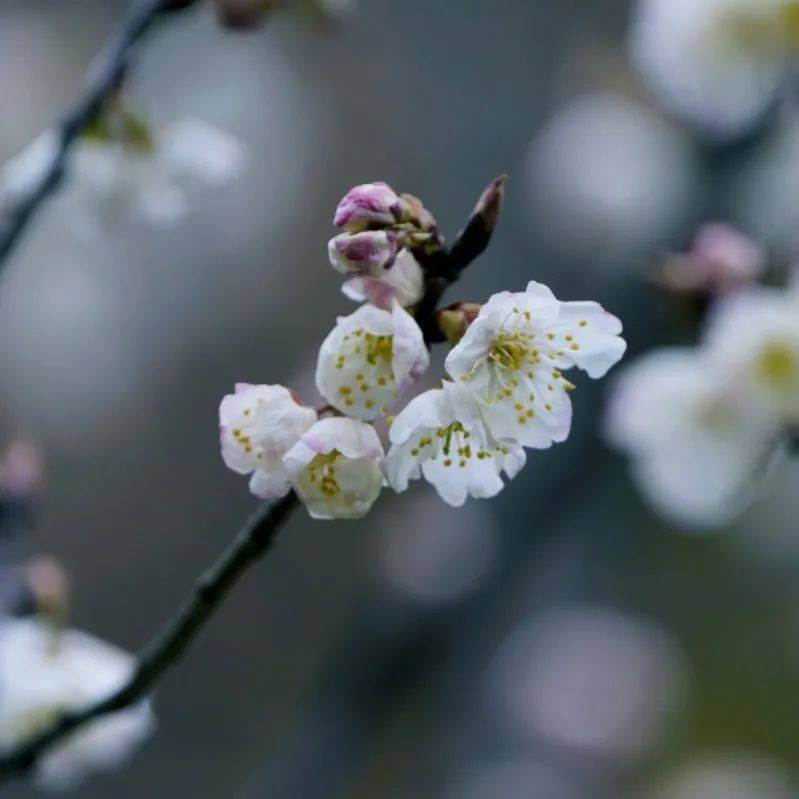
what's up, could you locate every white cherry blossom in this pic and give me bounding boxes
[445,281,625,449]
[219,383,317,499]
[605,348,780,526]
[341,248,425,309]
[283,417,384,520]
[386,381,526,507]
[0,617,154,791]
[316,300,429,421]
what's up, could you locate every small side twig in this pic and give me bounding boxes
[0,491,298,781]
[0,0,195,270]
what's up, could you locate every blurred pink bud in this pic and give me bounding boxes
[658,223,766,293]
[328,230,399,275]
[0,439,43,500]
[333,182,404,231]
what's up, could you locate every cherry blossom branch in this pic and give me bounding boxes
[0,0,197,270]
[0,491,298,781]
[0,176,504,784]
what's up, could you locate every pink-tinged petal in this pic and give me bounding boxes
[328,230,399,276]
[333,182,403,230]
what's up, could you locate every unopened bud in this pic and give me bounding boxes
[328,230,400,276]
[214,0,278,29]
[0,439,43,501]
[471,174,506,233]
[333,182,404,231]
[25,555,70,625]
[437,303,481,345]
[448,175,507,273]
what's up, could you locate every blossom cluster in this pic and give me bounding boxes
[220,181,627,519]
[606,229,799,526]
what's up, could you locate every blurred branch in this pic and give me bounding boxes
[0,491,298,782]
[0,0,197,271]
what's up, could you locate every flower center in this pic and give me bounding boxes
[489,331,529,372]
[308,451,342,497]
[364,332,393,366]
[757,341,797,389]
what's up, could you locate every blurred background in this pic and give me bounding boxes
[2,0,799,797]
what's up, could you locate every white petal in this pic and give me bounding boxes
[388,388,449,447]
[284,417,384,470]
[547,301,626,378]
[390,300,429,392]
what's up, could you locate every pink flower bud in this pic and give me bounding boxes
[658,223,766,294]
[333,182,404,231]
[328,230,399,276]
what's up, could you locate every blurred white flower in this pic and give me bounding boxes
[705,284,799,424]
[341,249,425,310]
[0,117,245,234]
[445,281,625,449]
[645,752,797,799]
[283,416,384,519]
[630,0,792,139]
[0,617,153,791]
[219,383,317,499]
[526,93,696,263]
[386,381,526,507]
[487,606,688,761]
[605,348,780,526]
[316,301,429,421]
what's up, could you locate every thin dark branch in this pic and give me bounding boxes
[0,175,501,783]
[0,491,298,782]
[0,0,194,270]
